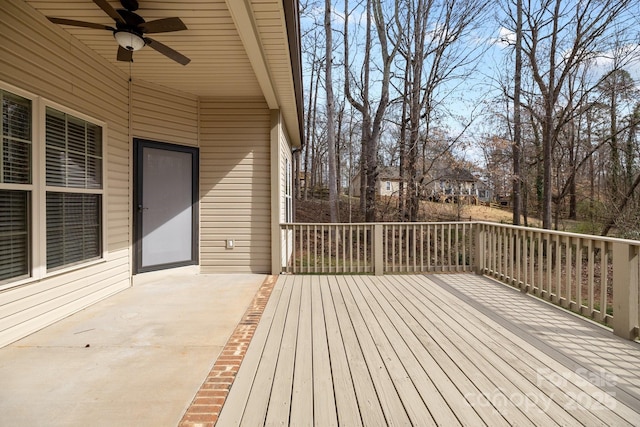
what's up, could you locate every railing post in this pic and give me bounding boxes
[612,241,639,340]
[374,224,383,276]
[474,223,485,275]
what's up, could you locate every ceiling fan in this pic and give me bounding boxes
[47,0,190,65]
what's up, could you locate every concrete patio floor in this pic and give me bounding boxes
[0,267,266,427]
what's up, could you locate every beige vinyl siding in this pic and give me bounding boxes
[379,180,401,197]
[132,80,199,146]
[0,1,131,347]
[199,99,271,273]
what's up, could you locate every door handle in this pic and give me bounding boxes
[138,205,149,212]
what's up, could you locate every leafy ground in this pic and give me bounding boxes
[296,196,541,225]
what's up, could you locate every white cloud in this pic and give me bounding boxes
[332,8,366,27]
[585,44,640,81]
[494,27,516,47]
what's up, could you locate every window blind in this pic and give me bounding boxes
[0,190,29,282]
[45,108,102,189]
[46,192,101,270]
[1,90,32,283]
[45,107,103,271]
[2,91,31,184]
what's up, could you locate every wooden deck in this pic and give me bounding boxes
[216,274,640,426]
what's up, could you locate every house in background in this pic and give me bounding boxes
[349,165,494,206]
[377,167,403,197]
[425,166,483,203]
[0,0,302,348]
[475,180,494,204]
[350,166,403,197]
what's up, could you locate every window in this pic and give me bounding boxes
[45,108,103,271]
[386,181,392,191]
[0,84,105,286]
[0,90,32,283]
[285,157,293,223]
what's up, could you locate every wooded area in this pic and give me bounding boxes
[296,0,640,238]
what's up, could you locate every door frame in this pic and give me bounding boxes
[133,138,199,274]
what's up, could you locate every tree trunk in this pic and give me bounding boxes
[343,0,398,222]
[398,55,410,221]
[601,171,640,236]
[407,0,426,223]
[512,0,522,225]
[294,148,300,200]
[324,0,338,222]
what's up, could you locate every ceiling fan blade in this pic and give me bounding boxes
[93,0,125,24]
[117,46,133,62]
[144,37,190,65]
[139,17,187,34]
[48,17,114,31]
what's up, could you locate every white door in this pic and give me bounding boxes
[134,140,198,272]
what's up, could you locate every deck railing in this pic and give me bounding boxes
[280,222,475,275]
[280,221,639,340]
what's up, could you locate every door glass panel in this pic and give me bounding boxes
[141,147,192,267]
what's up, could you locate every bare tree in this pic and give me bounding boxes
[390,0,490,221]
[511,0,523,225]
[516,0,633,229]
[343,0,400,221]
[300,5,324,201]
[325,0,339,221]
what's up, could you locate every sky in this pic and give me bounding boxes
[299,0,640,167]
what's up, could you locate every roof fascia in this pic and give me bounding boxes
[225,0,278,109]
[283,0,304,147]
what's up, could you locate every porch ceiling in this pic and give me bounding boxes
[25,0,301,145]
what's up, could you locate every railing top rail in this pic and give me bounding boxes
[281,222,373,226]
[280,221,640,246]
[474,221,640,246]
[281,221,474,227]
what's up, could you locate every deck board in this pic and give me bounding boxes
[365,276,512,426]
[398,275,602,426]
[327,275,388,425]
[349,275,459,426]
[290,275,314,426]
[338,275,414,426]
[309,276,338,427]
[265,274,302,425]
[217,274,640,426]
[319,276,362,426]
[382,275,545,426]
[429,275,640,425]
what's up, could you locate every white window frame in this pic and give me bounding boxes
[285,157,293,223]
[0,81,107,291]
[0,82,37,288]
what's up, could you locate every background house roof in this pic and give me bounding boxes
[26,0,302,146]
[437,167,477,182]
[379,166,402,180]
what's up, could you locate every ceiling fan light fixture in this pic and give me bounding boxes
[48,1,189,65]
[114,30,145,51]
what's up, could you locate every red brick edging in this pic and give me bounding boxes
[179,275,278,427]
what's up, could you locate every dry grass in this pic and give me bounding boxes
[424,202,542,226]
[296,197,541,226]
